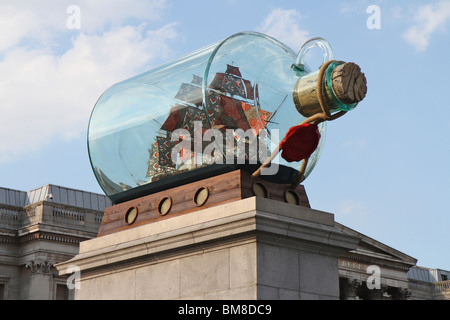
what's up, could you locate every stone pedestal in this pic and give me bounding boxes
[57,196,359,300]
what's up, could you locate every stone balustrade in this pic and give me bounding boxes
[0,201,103,235]
[435,280,450,292]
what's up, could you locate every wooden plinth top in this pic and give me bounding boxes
[97,170,310,237]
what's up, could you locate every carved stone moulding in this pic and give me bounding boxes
[25,260,55,274]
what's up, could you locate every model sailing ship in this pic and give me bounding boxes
[145,65,273,183]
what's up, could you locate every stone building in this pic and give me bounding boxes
[407,266,450,300]
[336,224,450,300]
[1,181,449,300]
[0,184,110,299]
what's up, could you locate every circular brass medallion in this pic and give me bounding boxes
[124,206,138,225]
[158,197,172,216]
[252,182,268,198]
[284,190,300,205]
[194,187,209,206]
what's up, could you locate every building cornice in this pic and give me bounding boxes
[19,231,86,245]
[340,251,414,272]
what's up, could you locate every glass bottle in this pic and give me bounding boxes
[87,32,356,203]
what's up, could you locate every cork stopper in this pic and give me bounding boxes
[331,62,367,104]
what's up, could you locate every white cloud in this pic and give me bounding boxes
[404,0,450,51]
[0,0,167,36]
[256,8,309,52]
[0,1,177,164]
[0,5,38,52]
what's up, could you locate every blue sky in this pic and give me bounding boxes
[1,0,450,270]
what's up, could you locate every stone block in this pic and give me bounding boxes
[76,278,96,300]
[299,291,320,300]
[299,251,339,298]
[230,243,256,288]
[56,197,359,300]
[135,259,180,300]
[204,286,256,300]
[257,243,299,291]
[94,270,135,300]
[179,249,230,298]
[257,285,279,300]
[279,288,300,299]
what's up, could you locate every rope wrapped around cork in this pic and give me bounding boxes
[252,60,367,188]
